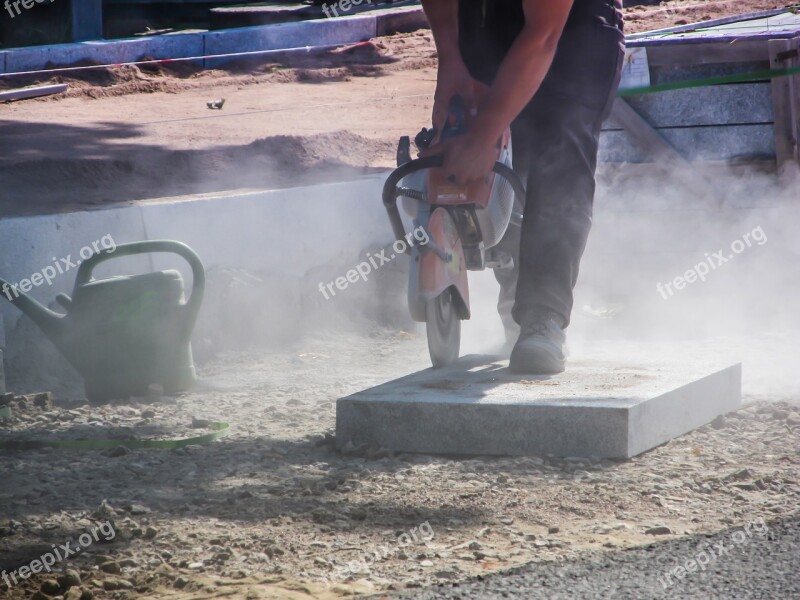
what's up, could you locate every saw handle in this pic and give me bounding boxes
[382,156,527,253]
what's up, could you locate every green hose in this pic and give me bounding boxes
[0,413,230,451]
[618,64,800,97]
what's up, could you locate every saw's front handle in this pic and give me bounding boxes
[382,156,527,253]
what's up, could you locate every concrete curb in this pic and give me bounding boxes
[0,7,427,75]
[0,176,395,348]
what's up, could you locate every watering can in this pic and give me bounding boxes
[0,240,205,402]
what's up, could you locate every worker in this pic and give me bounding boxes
[420,0,624,374]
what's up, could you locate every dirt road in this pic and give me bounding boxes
[1,1,796,216]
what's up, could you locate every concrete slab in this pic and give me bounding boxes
[203,16,376,68]
[0,8,404,74]
[336,355,742,459]
[599,123,775,163]
[2,34,205,75]
[138,177,390,280]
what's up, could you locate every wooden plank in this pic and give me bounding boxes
[608,98,725,203]
[599,124,775,163]
[768,37,800,175]
[625,7,795,41]
[603,83,773,129]
[642,39,769,67]
[0,84,69,103]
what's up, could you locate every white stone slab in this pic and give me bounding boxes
[336,355,742,459]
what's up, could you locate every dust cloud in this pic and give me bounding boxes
[461,163,800,400]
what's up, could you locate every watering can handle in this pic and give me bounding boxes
[74,240,206,322]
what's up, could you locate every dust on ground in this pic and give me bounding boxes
[1,328,798,600]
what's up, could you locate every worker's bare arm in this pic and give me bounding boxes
[422,0,574,182]
[421,0,460,64]
[421,0,477,134]
[470,0,574,147]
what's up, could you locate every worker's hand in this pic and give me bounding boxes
[432,59,477,141]
[420,130,496,185]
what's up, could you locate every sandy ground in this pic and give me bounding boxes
[1,0,798,216]
[1,329,798,600]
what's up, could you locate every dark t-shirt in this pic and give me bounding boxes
[458,0,624,85]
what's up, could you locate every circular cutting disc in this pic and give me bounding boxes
[426,287,461,367]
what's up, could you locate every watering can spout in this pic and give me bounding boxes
[0,277,66,340]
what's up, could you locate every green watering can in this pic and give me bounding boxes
[0,240,205,402]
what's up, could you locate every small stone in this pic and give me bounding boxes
[59,569,82,589]
[103,578,133,590]
[188,562,204,570]
[141,409,156,419]
[126,503,149,515]
[33,392,53,410]
[145,526,158,539]
[729,468,752,481]
[710,415,727,429]
[548,526,560,534]
[435,570,457,579]
[174,577,189,589]
[645,526,673,535]
[65,588,83,600]
[192,417,212,428]
[100,561,121,574]
[733,483,758,491]
[499,518,514,525]
[106,446,130,458]
[420,560,434,567]
[40,579,61,595]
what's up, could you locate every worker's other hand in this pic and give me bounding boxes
[432,59,477,141]
[420,131,496,185]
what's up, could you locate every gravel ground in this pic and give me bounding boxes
[1,326,799,600]
[380,516,800,599]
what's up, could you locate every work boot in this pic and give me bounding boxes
[509,311,566,374]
